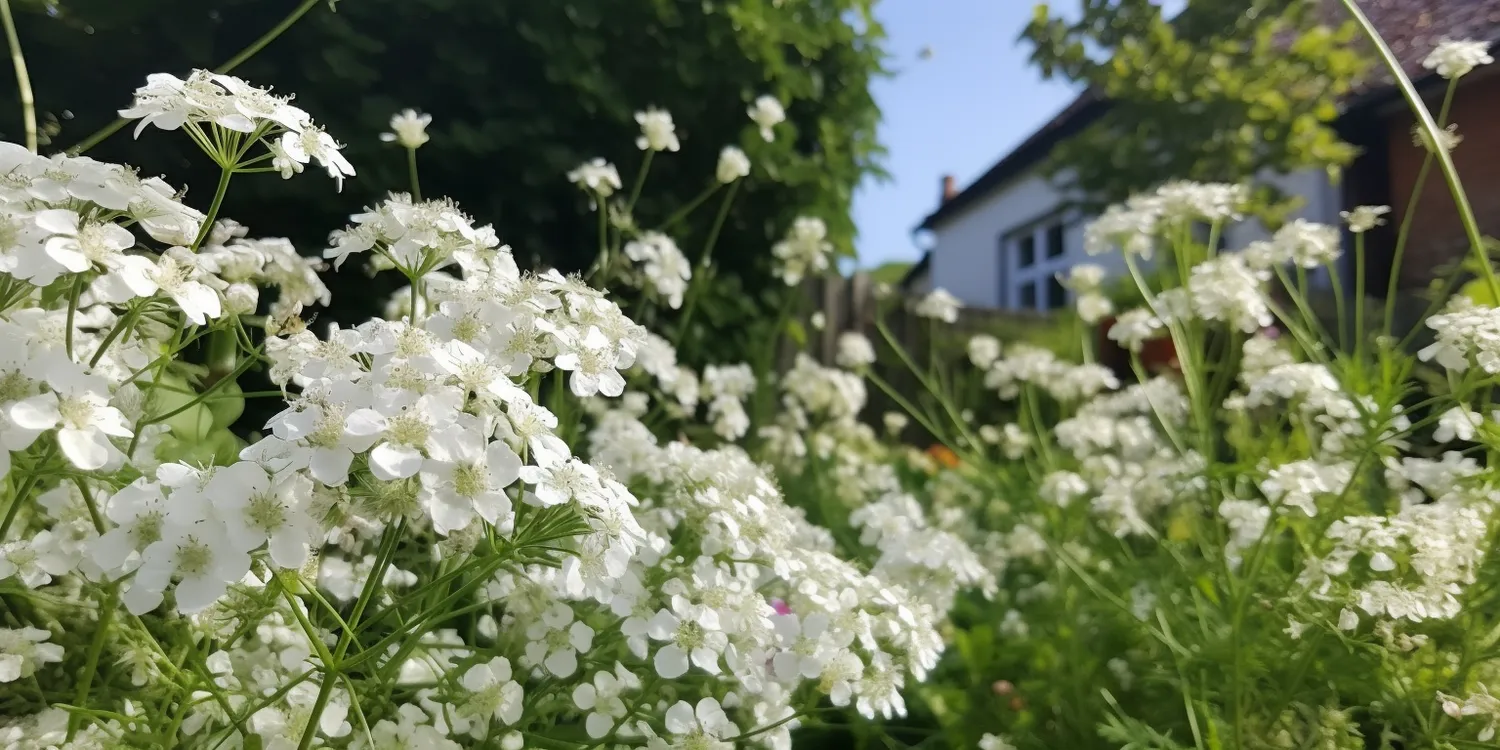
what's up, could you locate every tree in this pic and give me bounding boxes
[0,0,887,354]
[1022,0,1368,214]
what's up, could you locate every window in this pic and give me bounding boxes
[1046,223,1066,259]
[1019,282,1037,309]
[1003,212,1074,313]
[1046,277,1067,310]
[1017,235,1036,269]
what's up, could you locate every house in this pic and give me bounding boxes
[905,0,1500,313]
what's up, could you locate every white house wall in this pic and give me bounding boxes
[925,166,1341,310]
[927,168,1128,310]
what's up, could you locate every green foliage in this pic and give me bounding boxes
[3,0,887,359]
[1022,0,1368,213]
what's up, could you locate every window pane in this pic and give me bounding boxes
[1019,281,1037,309]
[1046,223,1065,258]
[1017,235,1035,268]
[1047,277,1067,310]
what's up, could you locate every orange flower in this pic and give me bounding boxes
[926,444,960,469]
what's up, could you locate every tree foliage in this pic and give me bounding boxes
[1022,0,1368,213]
[1,0,887,352]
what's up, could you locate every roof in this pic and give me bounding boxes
[917,0,1500,232]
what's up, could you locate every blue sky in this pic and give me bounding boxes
[851,0,1080,267]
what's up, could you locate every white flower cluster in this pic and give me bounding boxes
[982,344,1120,402]
[1420,297,1500,374]
[587,408,954,725]
[122,70,354,187]
[1303,498,1491,623]
[1063,263,1113,324]
[772,217,833,285]
[623,232,692,309]
[1423,38,1494,79]
[1084,181,1247,258]
[913,288,962,323]
[0,69,984,748]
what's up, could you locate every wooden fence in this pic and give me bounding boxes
[798,272,1058,368]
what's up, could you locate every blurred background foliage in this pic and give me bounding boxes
[0,0,889,365]
[1023,0,1368,218]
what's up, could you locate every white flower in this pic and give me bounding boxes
[421,433,522,535]
[1337,608,1360,631]
[146,247,224,325]
[979,734,1018,750]
[1435,406,1482,443]
[1076,292,1113,324]
[0,627,63,682]
[0,536,72,588]
[9,382,132,471]
[519,449,604,508]
[128,519,251,615]
[551,326,628,398]
[1187,254,1271,333]
[1273,219,1341,269]
[967,334,1001,369]
[623,232,692,309]
[381,108,432,149]
[1423,38,1493,79]
[1341,205,1390,233]
[278,125,356,191]
[568,158,622,197]
[772,217,833,284]
[1065,263,1106,291]
[1284,618,1306,640]
[459,657,524,726]
[914,288,962,323]
[747,95,786,142]
[646,602,728,678]
[523,602,595,678]
[635,108,680,152]
[1413,122,1463,154]
[835,332,876,368]
[207,462,320,569]
[716,146,750,183]
[664,697,739,750]
[1107,308,1162,352]
[573,663,641,739]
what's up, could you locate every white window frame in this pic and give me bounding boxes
[1001,211,1074,312]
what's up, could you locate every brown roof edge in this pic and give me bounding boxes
[915,89,1106,232]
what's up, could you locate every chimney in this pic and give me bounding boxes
[941,174,957,203]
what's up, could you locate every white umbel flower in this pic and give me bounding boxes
[716,146,750,183]
[635,108,680,152]
[914,288,962,323]
[568,158,623,198]
[1423,38,1493,79]
[380,108,432,149]
[0,627,63,682]
[748,95,786,142]
[1341,205,1390,233]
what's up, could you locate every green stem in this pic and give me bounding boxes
[0,442,56,540]
[68,584,119,738]
[1354,231,1367,362]
[1383,79,1458,338]
[191,168,234,251]
[672,180,739,346]
[64,274,83,359]
[406,146,422,202]
[1339,0,1498,300]
[0,0,36,153]
[67,0,326,155]
[626,149,653,215]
